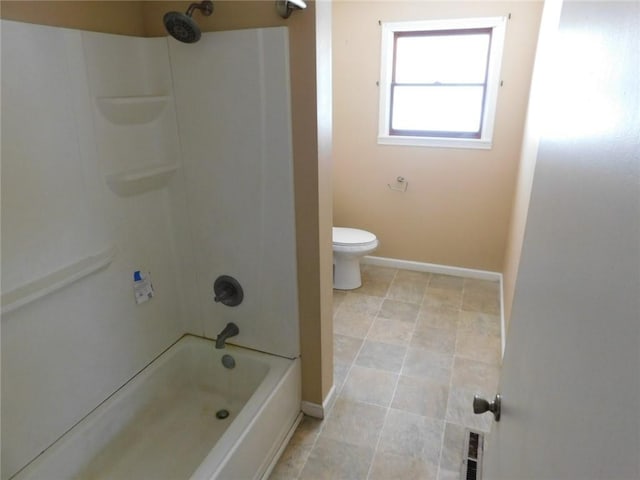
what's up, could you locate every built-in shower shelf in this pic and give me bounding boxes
[106,163,179,196]
[96,95,169,124]
[1,246,116,316]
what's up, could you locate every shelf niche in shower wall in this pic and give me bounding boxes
[82,32,181,197]
[96,95,169,125]
[106,162,179,196]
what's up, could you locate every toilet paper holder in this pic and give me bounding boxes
[388,176,408,192]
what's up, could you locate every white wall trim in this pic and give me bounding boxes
[499,275,506,360]
[362,255,502,281]
[301,384,336,419]
[363,255,506,358]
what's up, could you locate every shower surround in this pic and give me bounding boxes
[1,20,299,479]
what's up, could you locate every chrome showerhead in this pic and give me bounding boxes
[163,1,213,44]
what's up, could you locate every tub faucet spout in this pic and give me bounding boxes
[215,322,239,349]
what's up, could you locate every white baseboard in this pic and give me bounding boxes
[362,255,501,281]
[362,255,506,360]
[499,276,506,359]
[301,384,336,419]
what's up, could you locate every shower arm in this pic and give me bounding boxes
[186,1,213,17]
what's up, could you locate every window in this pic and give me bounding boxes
[378,17,506,149]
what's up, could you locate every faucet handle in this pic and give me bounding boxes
[214,288,232,303]
[213,275,243,306]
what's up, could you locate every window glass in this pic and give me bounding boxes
[378,17,506,149]
[394,32,491,85]
[391,86,484,134]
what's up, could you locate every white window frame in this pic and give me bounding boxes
[378,17,507,149]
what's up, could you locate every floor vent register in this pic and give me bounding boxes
[461,430,484,480]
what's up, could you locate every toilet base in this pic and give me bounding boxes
[333,254,363,290]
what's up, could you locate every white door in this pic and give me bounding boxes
[482,1,640,479]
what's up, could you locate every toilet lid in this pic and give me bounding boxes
[333,227,377,246]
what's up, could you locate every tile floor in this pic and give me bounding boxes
[271,265,502,480]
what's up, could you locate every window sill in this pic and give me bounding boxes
[377,135,492,150]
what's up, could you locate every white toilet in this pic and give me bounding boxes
[332,227,379,290]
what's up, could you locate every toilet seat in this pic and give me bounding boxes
[333,227,377,247]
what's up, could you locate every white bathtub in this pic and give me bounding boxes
[13,335,301,480]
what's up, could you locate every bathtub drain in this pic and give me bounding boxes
[216,409,230,420]
[222,354,236,369]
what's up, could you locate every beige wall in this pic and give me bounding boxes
[2,1,332,406]
[502,0,556,329]
[333,1,542,272]
[0,1,146,35]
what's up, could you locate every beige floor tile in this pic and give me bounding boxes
[402,347,453,384]
[387,270,430,304]
[333,334,363,365]
[378,409,444,464]
[271,418,321,478]
[455,332,502,366]
[395,269,432,283]
[440,422,467,472]
[340,292,384,316]
[416,307,459,332]
[333,361,350,393]
[367,317,415,346]
[320,397,387,449]
[333,309,375,339]
[458,310,501,338]
[462,291,500,314]
[438,468,461,480]
[378,299,421,322]
[332,290,348,315]
[369,451,437,480]
[423,287,463,311]
[410,325,457,354]
[299,436,374,480]
[355,340,407,373]
[356,265,396,297]
[463,278,500,294]
[392,375,449,419]
[341,365,398,407]
[269,442,312,480]
[273,269,503,480]
[429,274,465,291]
[451,356,500,392]
[462,279,500,314]
[291,415,323,448]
